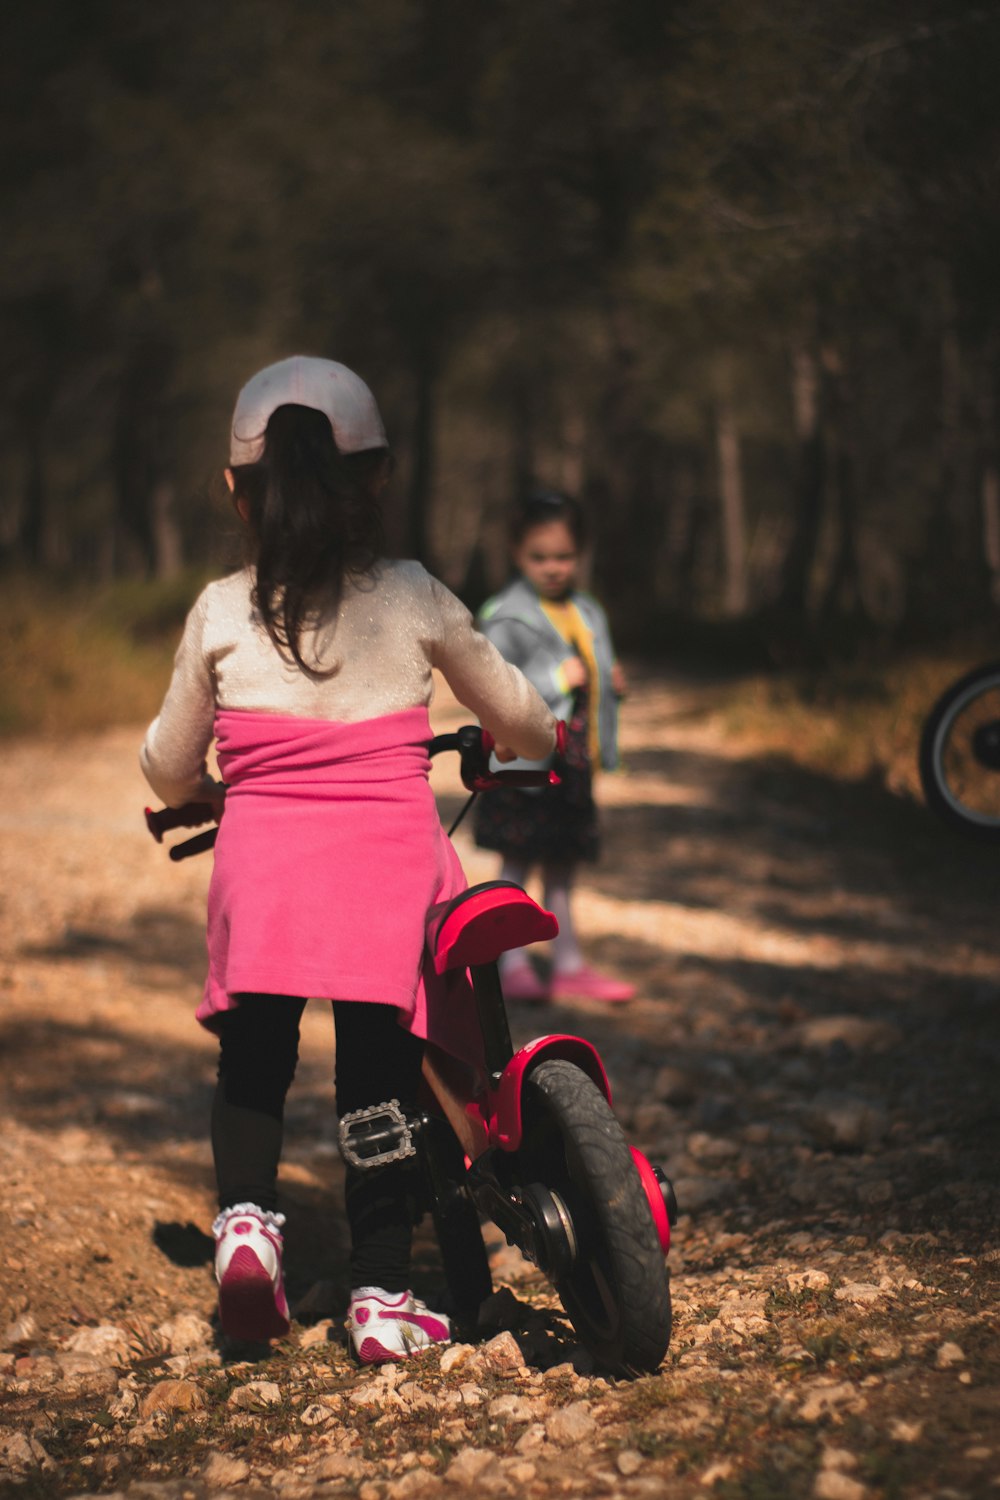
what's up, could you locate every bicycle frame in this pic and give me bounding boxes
[420,878,673,1260]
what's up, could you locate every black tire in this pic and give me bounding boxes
[424,1118,493,1326]
[519,1058,671,1375]
[919,662,1000,840]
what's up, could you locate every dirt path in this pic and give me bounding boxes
[1,671,998,1499]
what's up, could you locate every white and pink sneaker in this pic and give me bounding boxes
[212,1203,290,1341]
[346,1287,451,1365]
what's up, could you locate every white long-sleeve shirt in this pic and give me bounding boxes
[141,560,557,806]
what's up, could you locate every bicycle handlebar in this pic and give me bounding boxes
[428,721,567,793]
[146,722,566,860]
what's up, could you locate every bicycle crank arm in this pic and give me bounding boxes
[468,1159,577,1279]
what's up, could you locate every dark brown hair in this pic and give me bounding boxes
[229,404,387,673]
[508,488,589,550]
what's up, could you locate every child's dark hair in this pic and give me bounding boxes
[229,404,387,672]
[509,488,588,549]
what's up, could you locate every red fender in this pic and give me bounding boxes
[630,1148,672,1253]
[474,1035,612,1151]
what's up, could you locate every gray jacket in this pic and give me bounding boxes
[476,577,620,771]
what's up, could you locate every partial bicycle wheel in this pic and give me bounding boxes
[519,1058,671,1375]
[919,662,1000,840]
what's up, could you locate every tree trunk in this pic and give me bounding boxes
[592,289,644,607]
[17,418,62,571]
[776,341,826,620]
[914,271,975,629]
[151,480,183,579]
[818,346,866,628]
[113,327,175,577]
[714,389,748,616]
[977,336,1000,604]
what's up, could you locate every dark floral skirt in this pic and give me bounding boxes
[472,694,599,865]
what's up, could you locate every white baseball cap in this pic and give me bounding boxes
[229,355,388,465]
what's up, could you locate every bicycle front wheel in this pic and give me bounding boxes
[919,662,1000,839]
[519,1059,671,1375]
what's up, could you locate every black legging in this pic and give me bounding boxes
[212,995,425,1293]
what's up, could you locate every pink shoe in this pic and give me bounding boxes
[346,1288,451,1365]
[501,965,551,1003]
[550,967,636,1003]
[213,1203,290,1341]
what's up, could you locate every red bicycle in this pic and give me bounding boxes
[146,725,675,1375]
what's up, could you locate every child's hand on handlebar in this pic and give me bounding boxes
[492,744,518,763]
[560,655,588,691]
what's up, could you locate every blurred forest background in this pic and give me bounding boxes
[4,0,1000,687]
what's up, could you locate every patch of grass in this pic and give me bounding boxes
[713,1439,819,1500]
[717,649,984,795]
[0,571,211,738]
[626,1424,675,1460]
[766,1285,839,1316]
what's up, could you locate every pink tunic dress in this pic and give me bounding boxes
[198,705,480,1066]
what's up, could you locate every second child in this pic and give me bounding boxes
[472,490,634,1004]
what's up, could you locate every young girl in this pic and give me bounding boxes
[140,356,555,1363]
[472,490,634,1004]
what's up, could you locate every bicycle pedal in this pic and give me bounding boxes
[339,1100,417,1169]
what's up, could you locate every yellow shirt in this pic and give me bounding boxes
[540,597,602,764]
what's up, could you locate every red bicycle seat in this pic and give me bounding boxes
[426,881,558,974]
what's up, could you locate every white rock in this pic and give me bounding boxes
[502,1459,537,1483]
[617,1449,645,1475]
[888,1419,922,1442]
[203,1452,251,1487]
[155,1311,214,1353]
[488,1394,535,1422]
[387,1470,440,1499]
[820,1448,858,1470]
[350,1378,401,1408]
[799,1382,863,1423]
[814,1471,867,1500]
[314,1453,367,1479]
[63,1324,130,1364]
[228,1378,282,1408]
[3,1314,37,1347]
[445,1448,495,1485]
[298,1320,335,1350]
[439,1342,476,1374]
[515,1423,547,1454]
[299,1402,334,1426]
[139,1378,206,1417]
[545,1401,595,1445]
[700,1459,733,1485]
[787,1270,830,1292]
[936,1341,965,1368]
[833,1282,885,1306]
[0,1430,55,1474]
[108,1388,138,1421]
[476,1330,523,1375]
[164,1348,222,1374]
[396,1381,437,1411]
